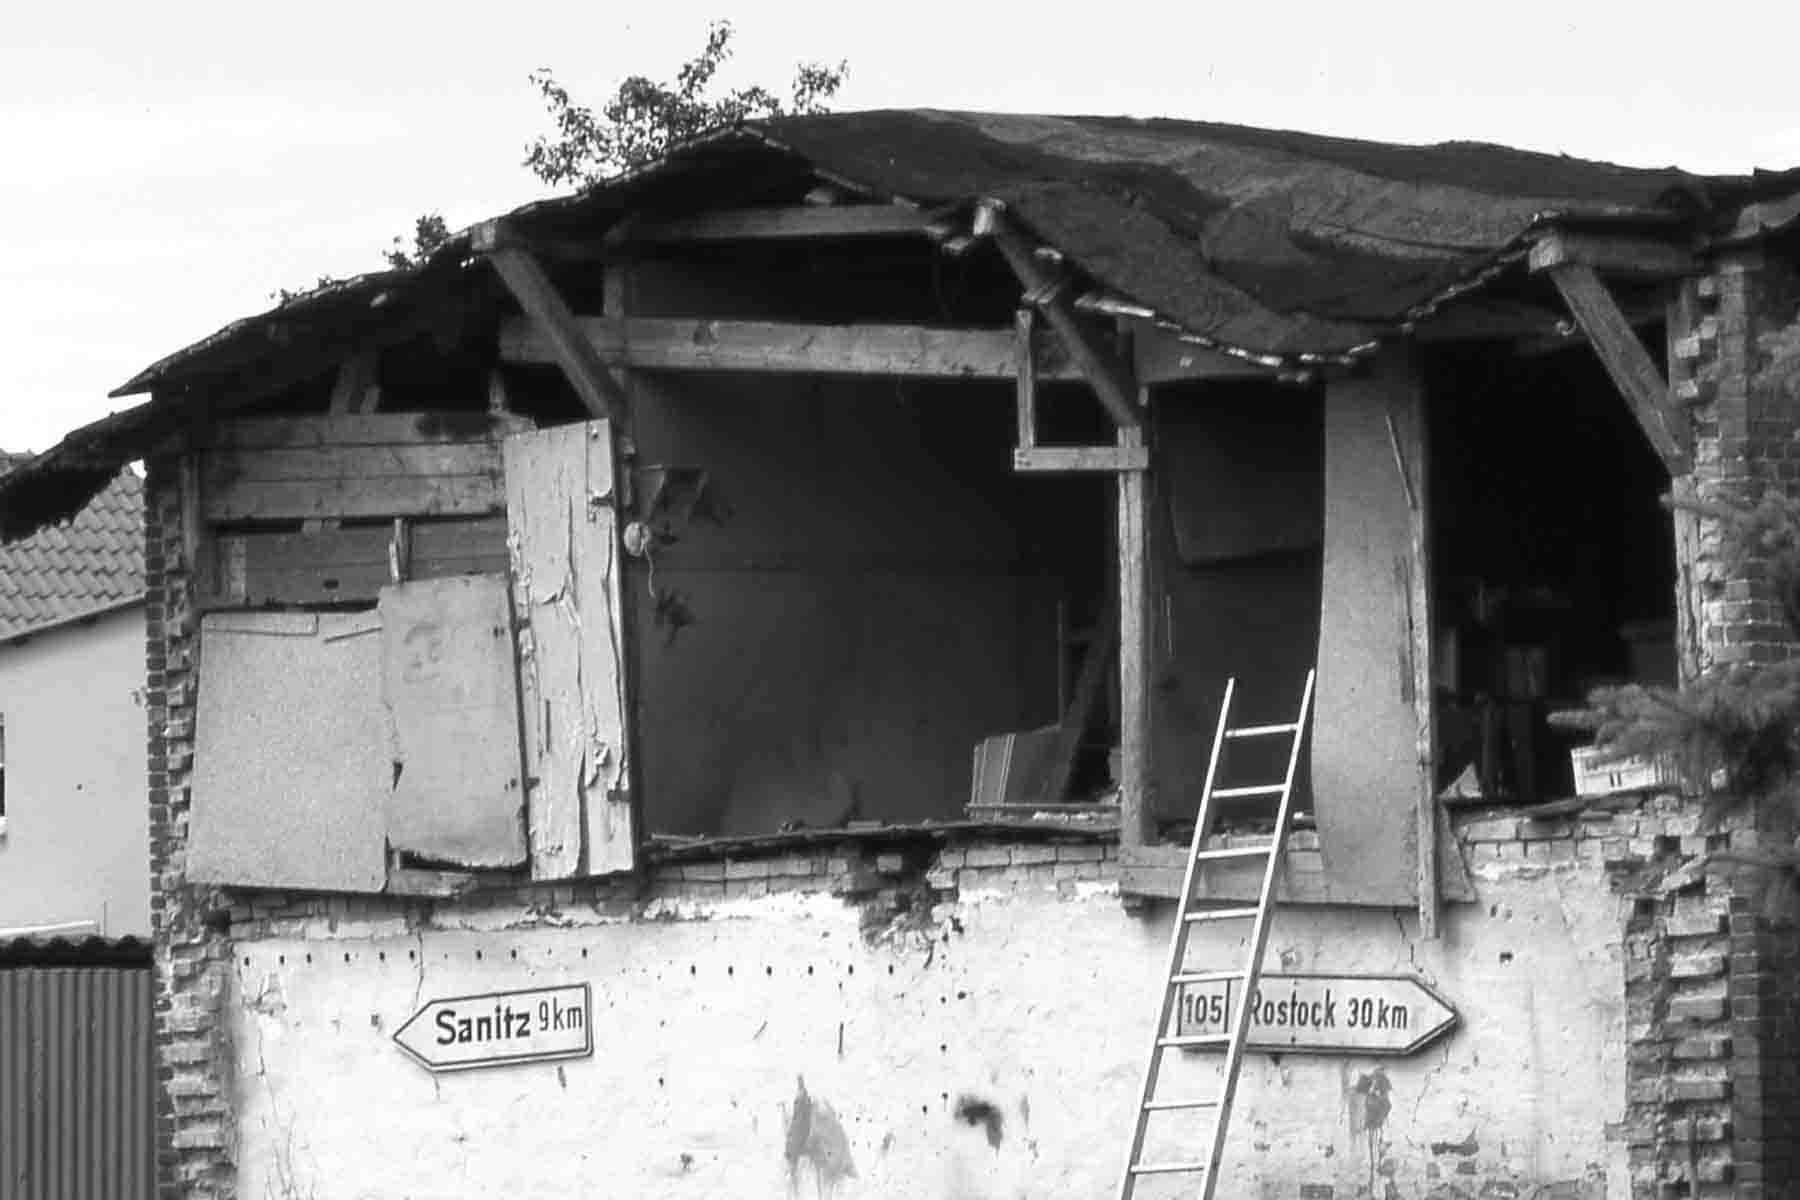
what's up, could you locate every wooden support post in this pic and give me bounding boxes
[474,220,627,423]
[1541,262,1690,473]
[1396,397,1438,939]
[1117,403,1153,843]
[1016,307,1038,452]
[982,205,1141,428]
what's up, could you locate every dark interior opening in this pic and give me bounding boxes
[1426,340,1677,804]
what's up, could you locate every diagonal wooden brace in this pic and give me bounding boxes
[980,203,1141,428]
[1540,260,1691,474]
[473,219,627,423]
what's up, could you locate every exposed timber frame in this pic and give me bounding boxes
[474,219,627,422]
[1529,230,1696,474]
[603,203,940,248]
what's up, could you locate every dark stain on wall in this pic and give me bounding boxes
[953,1094,1006,1149]
[1430,1133,1479,1156]
[783,1075,858,1195]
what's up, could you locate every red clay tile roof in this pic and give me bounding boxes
[0,452,143,640]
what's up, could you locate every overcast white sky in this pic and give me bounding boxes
[2,0,1796,452]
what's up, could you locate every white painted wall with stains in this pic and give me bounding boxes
[229,851,1625,1200]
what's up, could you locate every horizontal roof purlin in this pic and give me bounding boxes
[4,109,1799,539]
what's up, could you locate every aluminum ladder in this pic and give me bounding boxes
[1116,669,1317,1200]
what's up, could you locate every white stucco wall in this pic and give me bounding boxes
[229,848,1627,1200]
[0,605,149,936]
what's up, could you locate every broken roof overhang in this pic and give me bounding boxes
[6,109,1799,540]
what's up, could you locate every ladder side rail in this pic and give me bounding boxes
[1196,668,1317,1200]
[1116,677,1238,1200]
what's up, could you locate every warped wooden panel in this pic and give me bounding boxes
[188,611,389,892]
[379,575,528,869]
[206,518,509,607]
[504,420,636,878]
[200,472,502,521]
[1311,356,1426,908]
[202,412,530,450]
[500,316,1084,381]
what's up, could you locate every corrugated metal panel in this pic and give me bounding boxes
[0,966,153,1200]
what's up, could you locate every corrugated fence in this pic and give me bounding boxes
[0,963,153,1200]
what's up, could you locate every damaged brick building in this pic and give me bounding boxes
[5,111,1800,1198]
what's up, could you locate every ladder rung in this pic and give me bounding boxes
[1193,845,1271,863]
[1184,906,1259,924]
[1210,784,1286,799]
[1130,1160,1209,1176]
[1142,1096,1222,1112]
[1170,969,1245,986]
[1158,1033,1231,1048]
[1225,722,1299,739]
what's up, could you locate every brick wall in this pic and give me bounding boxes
[1677,251,1800,672]
[144,459,236,1199]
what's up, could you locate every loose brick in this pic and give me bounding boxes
[1671,953,1727,980]
[1668,995,1728,1023]
[963,846,1013,869]
[1011,845,1058,866]
[1055,843,1106,862]
[723,858,773,880]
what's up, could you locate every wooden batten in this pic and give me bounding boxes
[1013,446,1150,473]
[501,316,1084,382]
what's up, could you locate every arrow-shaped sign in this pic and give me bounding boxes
[1175,973,1457,1056]
[394,983,592,1072]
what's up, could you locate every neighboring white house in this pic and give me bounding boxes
[0,452,147,937]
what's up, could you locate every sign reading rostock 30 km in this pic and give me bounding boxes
[1175,973,1457,1055]
[393,983,592,1072]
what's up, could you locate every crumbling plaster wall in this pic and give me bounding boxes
[223,830,1628,1200]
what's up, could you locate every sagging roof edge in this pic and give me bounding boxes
[8,119,1800,542]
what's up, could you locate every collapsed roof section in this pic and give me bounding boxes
[6,108,1799,539]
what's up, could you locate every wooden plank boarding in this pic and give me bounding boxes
[504,421,636,879]
[205,518,509,608]
[379,575,529,869]
[201,412,530,450]
[501,316,1084,381]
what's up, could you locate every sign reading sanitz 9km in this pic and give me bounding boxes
[393,983,592,1072]
[1175,973,1457,1055]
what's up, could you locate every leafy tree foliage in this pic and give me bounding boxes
[275,22,843,304]
[523,20,845,188]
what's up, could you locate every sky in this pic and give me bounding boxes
[2,0,1797,453]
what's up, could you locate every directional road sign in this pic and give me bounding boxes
[1175,972,1457,1055]
[393,982,592,1072]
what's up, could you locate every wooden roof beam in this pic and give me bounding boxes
[499,316,1086,381]
[1527,231,1698,279]
[976,202,1141,428]
[604,204,942,246]
[473,219,626,422]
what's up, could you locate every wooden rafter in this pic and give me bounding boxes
[978,203,1141,428]
[1538,260,1691,473]
[474,220,626,422]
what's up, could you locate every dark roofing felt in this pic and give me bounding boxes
[0,452,144,639]
[4,108,1798,539]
